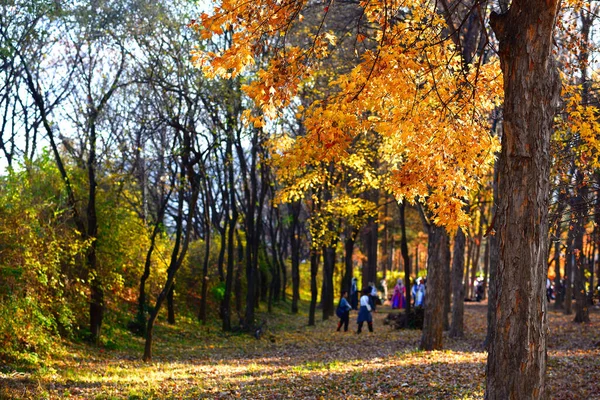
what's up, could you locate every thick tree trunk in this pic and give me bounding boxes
[450,228,466,338]
[420,224,449,351]
[486,2,561,398]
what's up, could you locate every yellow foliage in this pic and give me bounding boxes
[194,0,502,231]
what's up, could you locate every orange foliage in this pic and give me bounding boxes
[192,0,502,231]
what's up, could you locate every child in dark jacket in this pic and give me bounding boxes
[336,291,353,332]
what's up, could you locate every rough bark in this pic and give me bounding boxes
[486,1,561,398]
[449,228,466,338]
[420,224,449,351]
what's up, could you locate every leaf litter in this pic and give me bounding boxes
[1,301,598,399]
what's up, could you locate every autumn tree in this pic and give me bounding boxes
[485,0,562,398]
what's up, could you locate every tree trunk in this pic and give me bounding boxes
[290,201,301,313]
[399,201,412,314]
[450,228,466,338]
[199,214,211,323]
[221,135,237,331]
[234,237,244,316]
[221,222,234,331]
[564,231,574,315]
[486,2,561,398]
[485,160,500,348]
[482,237,490,300]
[361,216,378,289]
[572,171,590,323]
[465,237,474,299]
[342,227,357,294]
[420,224,449,351]
[443,235,451,331]
[321,243,336,320]
[87,119,102,345]
[308,250,319,326]
[167,284,175,324]
[144,154,200,361]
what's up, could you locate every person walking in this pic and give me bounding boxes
[368,282,378,312]
[336,291,352,332]
[412,278,426,307]
[350,277,359,310]
[357,288,373,334]
[392,279,406,309]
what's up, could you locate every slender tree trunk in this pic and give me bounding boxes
[135,187,171,335]
[485,160,500,348]
[572,171,590,323]
[590,239,597,306]
[144,159,200,361]
[443,235,451,331]
[552,189,567,310]
[87,120,102,345]
[308,250,319,326]
[234,237,244,316]
[486,2,561,397]
[564,231,574,315]
[199,217,211,323]
[414,246,419,277]
[469,210,484,298]
[221,136,237,331]
[167,284,175,324]
[321,243,336,320]
[290,202,301,313]
[482,237,490,300]
[361,216,378,289]
[450,228,466,338]
[342,227,357,294]
[465,237,474,299]
[420,224,449,351]
[399,201,411,314]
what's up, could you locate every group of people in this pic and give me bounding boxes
[390,277,426,309]
[336,276,427,334]
[336,287,375,333]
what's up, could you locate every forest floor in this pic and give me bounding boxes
[1,300,599,399]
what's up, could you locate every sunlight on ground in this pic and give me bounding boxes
[1,302,598,399]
